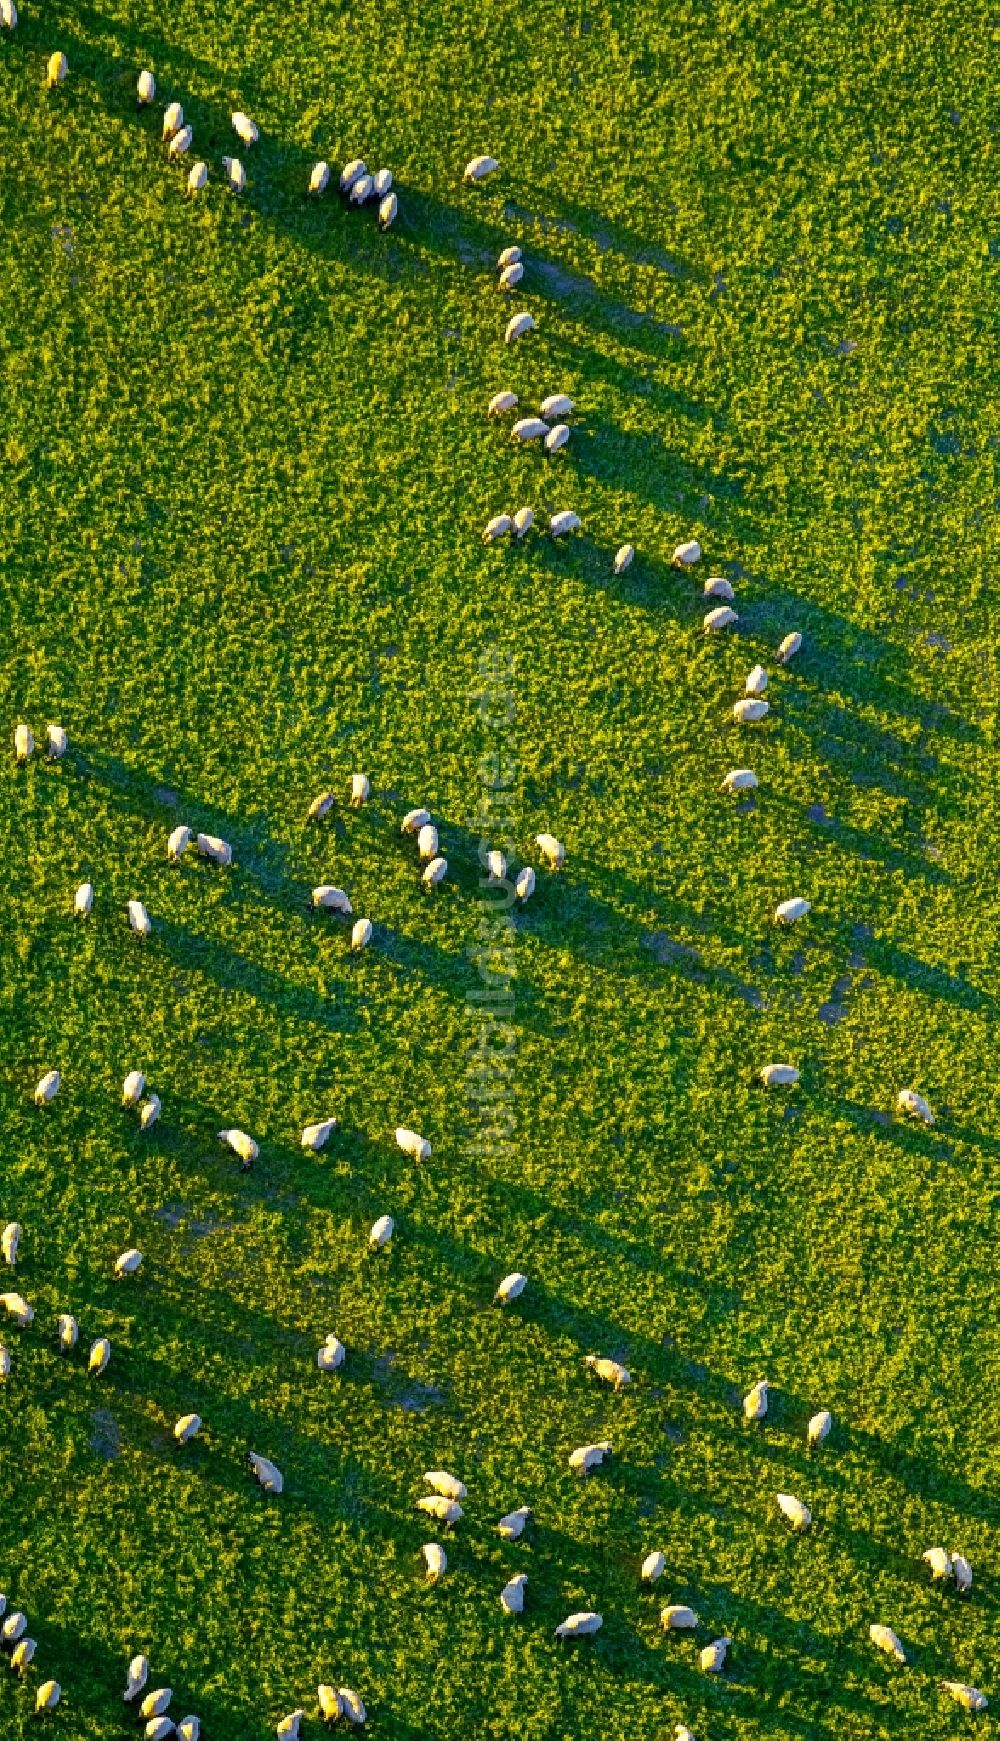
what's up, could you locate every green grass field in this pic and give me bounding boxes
[1,0,997,1735]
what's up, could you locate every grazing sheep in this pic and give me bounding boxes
[14,724,33,762]
[46,723,67,759]
[777,632,802,663]
[317,1336,345,1372]
[897,1088,934,1126]
[661,1605,698,1630]
[396,1127,431,1163]
[743,1379,769,1422]
[318,1686,342,1722]
[672,539,701,566]
[585,1354,631,1391]
[137,69,155,104]
[2,1611,27,1643]
[721,769,757,794]
[540,393,574,418]
[807,1409,832,1448]
[350,773,369,805]
[57,1314,77,1351]
[0,1292,33,1327]
[423,856,448,888]
[513,506,534,538]
[167,825,192,861]
[515,866,535,902]
[505,312,535,343]
[704,606,738,633]
[373,169,393,196]
[128,899,152,936]
[11,1637,36,1671]
[146,1717,175,1740]
[1,1224,20,1267]
[123,1070,146,1107]
[162,102,183,139]
[614,544,634,574]
[89,1337,111,1374]
[733,697,769,723]
[369,1214,393,1251]
[777,1493,812,1532]
[464,155,499,181]
[277,1714,305,1739]
[248,1452,284,1494]
[775,897,811,923]
[952,1553,973,1592]
[495,1271,528,1307]
[555,1612,602,1640]
[745,665,768,694]
[75,880,94,915]
[483,514,513,543]
[114,1248,143,1278]
[174,1414,202,1444]
[350,174,374,204]
[377,188,398,226]
[309,161,330,195]
[177,1719,201,1741]
[417,823,439,859]
[549,510,581,537]
[231,110,258,144]
[545,424,570,453]
[312,885,352,913]
[308,790,335,821]
[416,1495,463,1526]
[486,850,506,882]
[941,1683,988,1712]
[46,51,67,87]
[498,246,521,268]
[0,2,18,29]
[0,1346,10,1380]
[499,263,524,291]
[402,807,431,834]
[922,1547,952,1582]
[700,1638,731,1674]
[535,833,565,869]
[352,917,374,953]
[675,1729,696,1741]
[141,1689,173,1719]
[34,1069,60,1105]
[339,159,366,193]
[704,577,734,600]
[423,1543,447,1583]
[498,1505,531,1540]
[196,832,231,866]
[168,125,193,159]
[222,156,246,193]
[512,417,549,443]
[569,1441,612,1475]
[501,1573,527,1614]
[424,1470,466,1500]
[641,1551,666,1583]
[218,1128,258,1168]
[302,1118,338,1151]
[869,1624,906,1663]
[139,1094,161,1131]
[338,1687,366,1726]
[489,391,519,417]
[36,1680,61,1713]
[760,1063,800,1088]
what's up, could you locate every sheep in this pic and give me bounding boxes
[402,807,432,834]
[555,1612,602,1640]
[941,1683,988,1712]
[423,856,448,889]
[167,825,192,862]
[186,158,208,195]
[777,632,802,663]
[308,790,335,821]
[661,1605,698,1630]
[378,192,398,230]
[2,1224,20,1267]
[424,1470,466,1500]
[484,513,513,542]
[123,1070,146,1107]
[2,1611,27,1643]
[46,51,67,87]
[416,1495,462,1526]
[485,850,506,882]
[350,773,370,806]
[75,880,94,915]
[319,1688,343,1723]
[733,698,769,723]
[139,1094,161,1131]
[302,1118,338,1151]
[146,1717,175,1740]
[13,723,33,763]
[317,1335,346,1372]
[277,1713,305,1739]
[162,101,183,140]
[515,866,535,902]
[168,125,193,159]
[721,769,757,794]
[703,577,734,600]
[569,1441,612,1475]
[511,417,549,443]
[248,1452,284,1494]
[177,1719,201,1741]
[501,1572,527,1614]
[672,539,701,566]
[0,1346,9,1380]
[11,1637,36,1671]
[499,263,524,291]
[309,161,330,195]
[743,1378,769,1422]
[128,899,152,935]
[373,169,393,196]
[222,156,246,193]
[196,832,231,866]
[549,510,581,537]
[338,1687,366,1726]
[350,174,374,204]
[777,1493,812,1532]
[0,1292,33,1327]
[141,1689,173,1719]
[497,1505,531,1540]
[312,885,352,914]
[952,1553,973,1592]
[57,1314,77,1351]
[396,1127,431,1163]
[495,1271,527,1305]
[614,544,634,574]
[545,424,571,453]
[421,1536,446,1581]
[760,1063,800,1088]
[745,665,768,694]
[489,391,518,417]
[641,1551,666,1583]
[585,1354,631,1390]
[0,2,18,28]
[540,393,574,418]
[218,1128,258,1168]
[137,69,155,104]
[114,1248,143,1278]
[465,155,499,181]
[174,1413,202,1444]
[775,896,811,923]
[513,506,534,538]
[807,1409,832,1448]
[700,1638,731,1674]
[36,1680,61,1713]
[897,1088,934,1126]
[339,159,367,193]
[369,1214,393,1251]
[35,1069,60,1105]
[922,1547,952,1581]
[46,722,67,759]
[89,1336,111,1374]
[505,312,535,343]
[675,1729,697,1741]
[417,823,439,859]
[535,833,565,869]
[869,1623,906,1662]
[231,110,258,145]
[704,606,738,633]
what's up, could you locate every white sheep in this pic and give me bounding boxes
[58,1313,77,1352]
[396,1127,431,1163]
[197,832,232,866]
[350,773,369,806]
[36,1680,61,1713]
[807,1409,832,1448]
[0,1346,10,1380]
[869,1624,906,1663]
[614,544,634,574]
[498,246,521,268]
[585,1354,631,1390]
[569,1441,611,1475]
[168,124,193,159]
[545,424,570,453]
[11,1638,36,1671]
[515,866,535,902]
[137,70,155,104]
[177,1718,201,1741]
[187,159,209,196]
[700,1638,731,1674]
[555,1611,602,1640]
[313,885,352,913]
[350,174,374,204]
[309,790,335,821]
[0,1292,33,1327]
[488,391,518,417]
[535,833,565,869]
[339,159,366,193]
[483,514,513,543]
[760,1063,800,1088]
[373,169,393,196]
[922,1547,952,1581]
[704,606,738,633]
[897,1088,934,1126]
[495,1271,527,1306]
[423,1542,447,1583]
[777,1492,812,1532]
[416,1495,463,1525]
[424,1470,466,1500]
[277,1713,305,1739]
[128,899,152,935]
[675,1728,697,1741]
[952,1553,973,1591]
[497,1505,531,1540]
[743,1378,769,1421]
[231,110,258,145]
[511,417,549,443]
[139,1094,161,1131]
[222,156,246,193]
[141,1689,173,1719]
[641,1551,666,1583]
[733,698,769,723]
[34,1069,60,1105]
[2,1611,27,1643]
[162,101,183,140]
[351,918,373,956]
[14,724,33,762]
[302,1118,338,1152]
[114,1248,143,1278]
[46,51,67,87]
[501,1573,527,1614]
[417,823,439,859]
[318,1335,346,1372]
[703,577,734,600]
[369,1214,393,1251]
[499,263,524,291]
[248,1451,284,1494]
[745,665,768,694]
[464,155,499,181]
[505,312,535,343]
[378,193,398,230]
[309,161,330,195]
[75,880,94,915]
[777,632,802,663]
[513,506,534,538]
[540,393,574,418]
[401,809,428,834]
[486,850,506,882]
[318,1686,342,1721]
[123,1070,146,1106]
[721,769,757,793]
[0,2,18,29]
[219,1128,258,1167]
[941,1683,988,1712]
[174,1413,202,1444]
[46,723,67,759]
[0,1223,16,1267]
[147,1715,175,1738]
[672,539,701,566]
[775,897,811,923]
[423,856,448,888]
[89,1336,111,1374]
[167,824,192,861]
[338,1687,366,1726]
[549,510,580,537]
